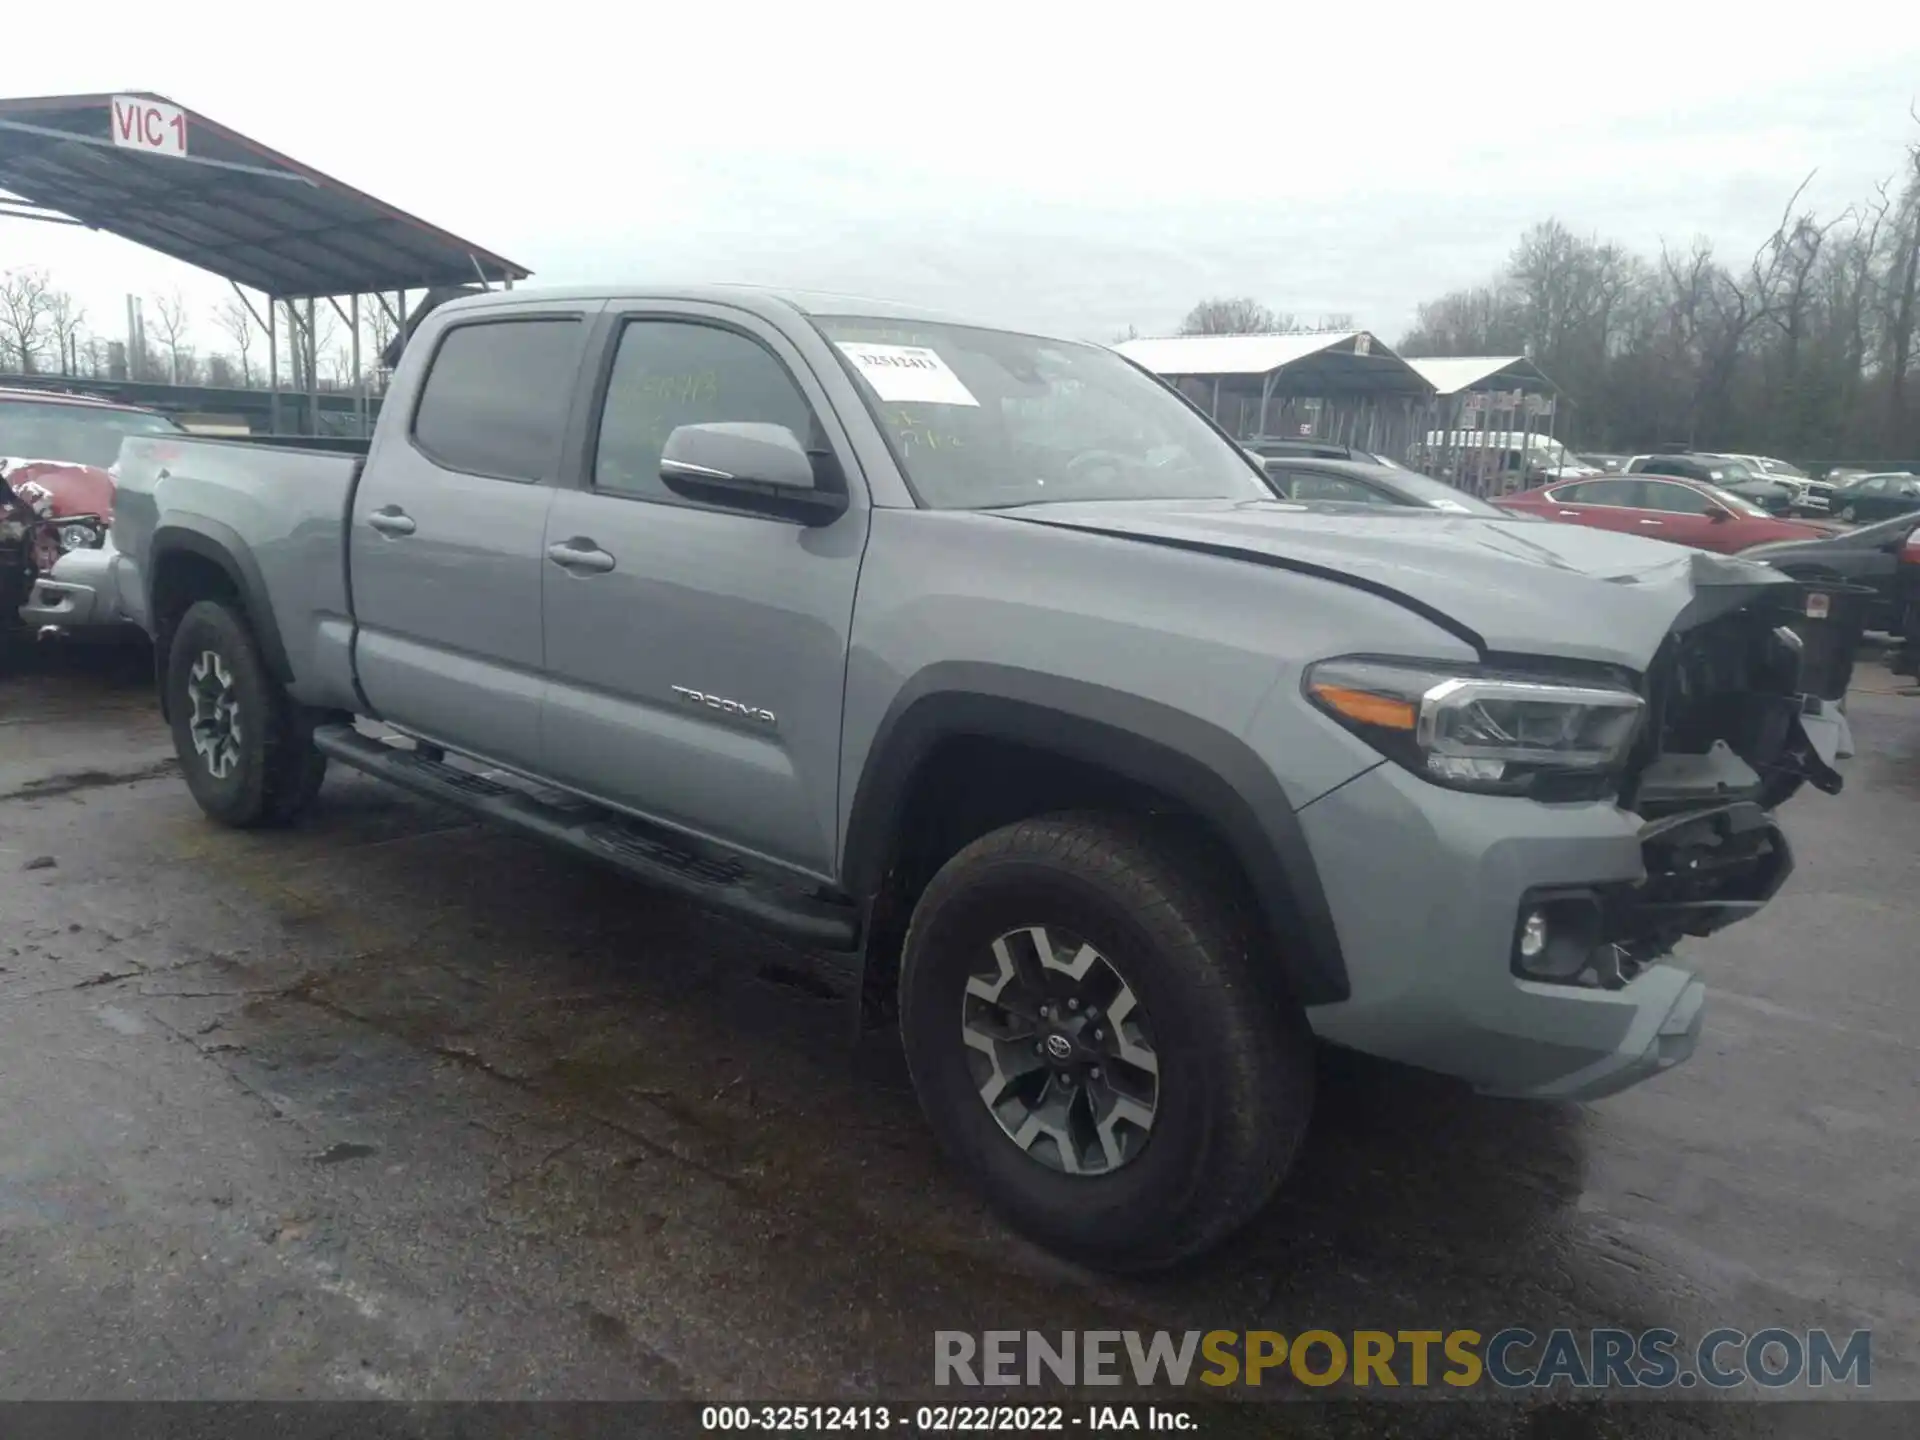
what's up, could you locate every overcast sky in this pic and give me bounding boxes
[6,3,1919,353]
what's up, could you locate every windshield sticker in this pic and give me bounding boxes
[836,343,979,407]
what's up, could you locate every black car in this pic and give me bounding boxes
[1830,472,1920,525]
[1257,457,1506,515]
[1740,511,1920,634]
[1626,453,1796,514]
[1244,437,1404,468]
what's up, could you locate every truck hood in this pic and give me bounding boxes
[0,457,116,521]
[1004,498,1796,670]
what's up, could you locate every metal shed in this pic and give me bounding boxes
[1116,331,1435,461]
[0,91,530,434]
[1402,355,1569,494]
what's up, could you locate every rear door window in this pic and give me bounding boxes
[1639,482,1715,515]
[1555,480,1637,507]
[411,318,586,482]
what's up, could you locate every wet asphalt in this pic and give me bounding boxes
[0,642,1916,1434]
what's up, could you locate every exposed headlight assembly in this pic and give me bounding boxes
[1306,657,1645,796]
[56,521,104,553]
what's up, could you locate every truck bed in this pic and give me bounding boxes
[112,434,365,713]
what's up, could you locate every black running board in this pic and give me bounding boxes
[312,724,860,951]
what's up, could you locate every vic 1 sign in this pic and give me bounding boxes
[110,96,188,158]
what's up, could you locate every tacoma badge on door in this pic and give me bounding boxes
[671,684,777,727]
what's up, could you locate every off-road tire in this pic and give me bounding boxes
[898,811,1314,1272]
[165,599,327,828]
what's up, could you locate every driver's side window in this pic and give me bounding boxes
[593,320,820,503]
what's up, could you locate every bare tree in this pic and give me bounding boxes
[1398,284,1524,357]
[0,267,57,373]
[367,300,398,355]
[47,289,87,375]
[214,294,260,386]
[151,289,194,384]
[1179,297,1282,335]
[1884,125,1920,450]
[279,301,340,391]
[1396,132,1920,456]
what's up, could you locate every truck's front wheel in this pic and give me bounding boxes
[165,599,327,828]
[898,812,1313,1271]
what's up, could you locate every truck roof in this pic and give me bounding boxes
[430,283,1002,332]
[0,384,161,416]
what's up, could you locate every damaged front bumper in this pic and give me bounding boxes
[16,542,135,640]
[1292,575,1861,1102]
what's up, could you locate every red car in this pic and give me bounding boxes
[2,387,183,641]
[1497,474,1835,553]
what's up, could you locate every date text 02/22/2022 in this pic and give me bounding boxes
[700,1405,1192,1431]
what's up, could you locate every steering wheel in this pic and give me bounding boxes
[1065,449,1134,482]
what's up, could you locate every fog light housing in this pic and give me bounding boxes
[1518,909,1549,959]
[1512,894,1603,983]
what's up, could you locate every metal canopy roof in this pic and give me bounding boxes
[1116,331,1432,397]
[1405,355,1562,397]
[0,92,530,298]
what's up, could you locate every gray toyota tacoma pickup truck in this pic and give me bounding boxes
[110,284,1854,1270]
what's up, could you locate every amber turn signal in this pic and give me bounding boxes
[1308,682,1417,732]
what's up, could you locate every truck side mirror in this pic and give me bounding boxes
[660,422,849,526]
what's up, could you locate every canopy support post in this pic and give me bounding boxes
[306,298,318,438]
[267,296,279,435]
[351,293,364,437]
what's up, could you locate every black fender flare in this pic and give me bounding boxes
[149,520,294,695]
[842,663,1350,1004]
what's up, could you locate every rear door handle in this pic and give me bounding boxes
[1637,518,1664,526]
[1556,509,1580,516]
[367,506,416,537]
[546,538,616,574]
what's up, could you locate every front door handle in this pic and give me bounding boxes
[1637,518,1664,526]
[1556,509,1580,517]
[368,506,416,537]
[546,538,616,574]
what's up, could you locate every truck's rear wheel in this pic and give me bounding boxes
[898,812,1313,1271]
[165,599,326,828]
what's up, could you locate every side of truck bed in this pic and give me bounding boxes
[112,433,366,715]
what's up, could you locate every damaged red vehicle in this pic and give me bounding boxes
[1,387,183,657]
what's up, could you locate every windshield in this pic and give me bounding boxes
[1712,460,1760,482]
[0,399,181,469]
[815,316,1270,509]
